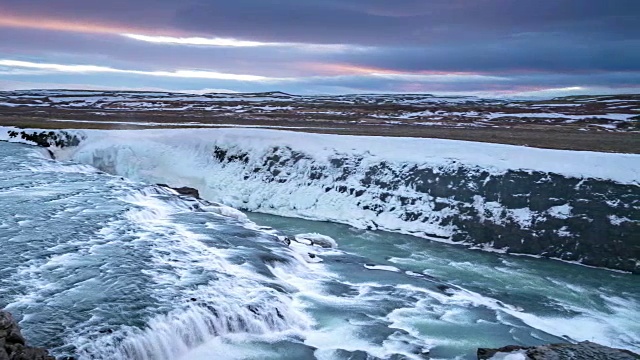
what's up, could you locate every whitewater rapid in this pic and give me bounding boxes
[0,141,322,359]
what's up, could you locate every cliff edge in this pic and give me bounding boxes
[0,311,54,360]
[478,341,640,360]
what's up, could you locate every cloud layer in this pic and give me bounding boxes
[0,0,638,95]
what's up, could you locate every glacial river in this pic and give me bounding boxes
[0,141,638,360]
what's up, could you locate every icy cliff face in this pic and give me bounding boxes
[2,127,639,273]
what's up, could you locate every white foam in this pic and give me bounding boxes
[49,185,316,360]
[364,264,401,272]
[385,281,640,353]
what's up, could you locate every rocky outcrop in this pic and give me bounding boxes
[477,341,640,359]
[157,184,201,198]
[0,311,54,360]
[7,130,82,148]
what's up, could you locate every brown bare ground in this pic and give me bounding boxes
[2,112,639,154]
[1,91,639,153]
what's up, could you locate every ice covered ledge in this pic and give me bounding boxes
[2,127,640,273]
[3,127,638,184]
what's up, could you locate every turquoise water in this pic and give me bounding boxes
[0,141,638,359]
[248,213,640,358]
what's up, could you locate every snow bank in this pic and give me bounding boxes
[2,127,639,272]
[61,128,639,184]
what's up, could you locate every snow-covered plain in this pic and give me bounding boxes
[1,90,638,132]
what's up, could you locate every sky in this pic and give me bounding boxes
[0,0,638,96]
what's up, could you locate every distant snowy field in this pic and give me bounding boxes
[1,90,638,132]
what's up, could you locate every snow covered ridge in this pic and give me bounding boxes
[2,127,639,272]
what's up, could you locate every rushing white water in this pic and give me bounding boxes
[0,141,318,359]
[0,134,639,359]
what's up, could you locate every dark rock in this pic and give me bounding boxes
[4,332,24,347]
[157,184,200,199]
[0,311,54,360]
[171,187,200,199]
[275,308,284,320]
[331,349,382,360]
[247,305,260,316]
[8,130,81,148]
[436,284,452,293]
[294,234,335,249]
[477,341,640,360]
[283,236,294,246]
[478,345,525,358]
[6,347,54,360]
[213,146,227,162]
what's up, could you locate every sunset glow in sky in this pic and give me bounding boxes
[0,1,638,95]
